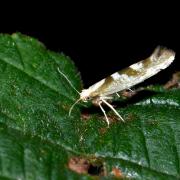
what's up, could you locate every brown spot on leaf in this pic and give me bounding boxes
[126,113,136,122]
[99,127,108,134]
[103,113,120,124]
[81,112,91,121]
[68,157,105,176]
[164,72,180,89]
[111,167,123,178]
[68,157,90,174]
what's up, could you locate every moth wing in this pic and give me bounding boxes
[89,46,175,97]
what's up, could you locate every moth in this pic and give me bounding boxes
[58,46,175,126]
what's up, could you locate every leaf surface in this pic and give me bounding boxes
[0,33,179,179]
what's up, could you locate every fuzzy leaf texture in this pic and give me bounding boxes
[0,33,179,180]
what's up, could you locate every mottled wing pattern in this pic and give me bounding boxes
[89,46,175,97]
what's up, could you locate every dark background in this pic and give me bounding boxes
[1,2,179,88]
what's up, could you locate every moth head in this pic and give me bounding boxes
[80,89,91,102]
[68,89,91,116]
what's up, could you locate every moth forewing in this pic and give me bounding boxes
[85,46,175,98]
[79,46,175,126]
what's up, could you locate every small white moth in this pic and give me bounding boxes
[58,46,175,126]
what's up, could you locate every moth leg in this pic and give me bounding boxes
[101,99,125,122]
[116,93,120,97]
[127,88,134,92]
[99,101,110,127]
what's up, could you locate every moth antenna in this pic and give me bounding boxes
[57,67,80,95]
[69,98,82,116]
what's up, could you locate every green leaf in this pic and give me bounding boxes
[0,33,179,180]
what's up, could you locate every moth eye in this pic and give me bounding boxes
[87,97,90,100]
